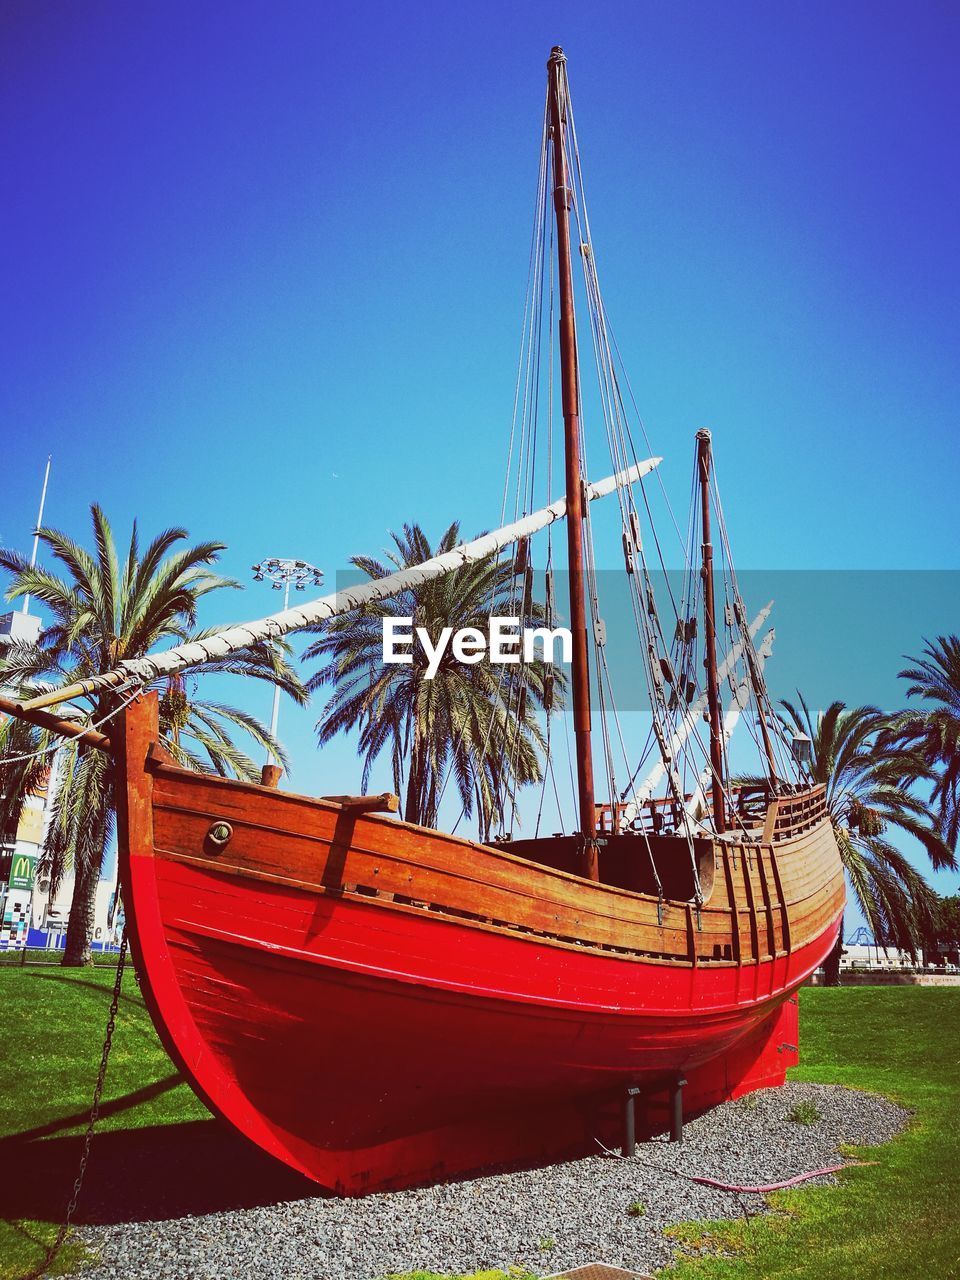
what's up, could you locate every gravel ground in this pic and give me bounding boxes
[73,1083,908,1280]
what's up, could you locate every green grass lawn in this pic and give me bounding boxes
[658,987,960,1280]
[0,965,209,1279]
[0,951,121,970]
[1,969,957,1280]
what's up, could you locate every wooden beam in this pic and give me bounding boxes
[320,793,400,814]
[17,458,660,714]
[0,693,111,753]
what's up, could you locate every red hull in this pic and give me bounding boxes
[115,697,843,1193]
[130,836,836,1193]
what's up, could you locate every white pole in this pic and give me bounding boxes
[267,579,290,764]
[22,455,51,616]
[626,603,773,809]
[685,627,776,822]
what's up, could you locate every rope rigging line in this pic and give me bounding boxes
[22,932,129,1280]
[389,56,784,857]
[449,105,556,840]
[561,68,758,858]
[547,60,706,890]
[674,463,751,833]
[501,94,551,528]
[455,58,792,857]
[666,440,790,837]
[548,61,704,899]
[710,461,800,786]
[564,66,689,574]
[0,683,145,766]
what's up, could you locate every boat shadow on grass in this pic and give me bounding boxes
[0,1117,319,1226]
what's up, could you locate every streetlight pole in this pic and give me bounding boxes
[268,576,292,748]
[250,557,324,774]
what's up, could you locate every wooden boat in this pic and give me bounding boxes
[111,698,841,1193]
[14,48,844,1195]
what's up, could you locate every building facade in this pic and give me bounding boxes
[0,609,119,952]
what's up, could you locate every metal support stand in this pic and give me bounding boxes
[623,1086,641,1156]
[670,1076,687,1142]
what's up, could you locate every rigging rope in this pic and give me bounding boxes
[442,55,787,858]
[0,683,145,766]
[23,933,129,1280]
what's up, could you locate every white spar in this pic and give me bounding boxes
[685,624,776,823]
[620,602,773,820]
[21,455,662,708]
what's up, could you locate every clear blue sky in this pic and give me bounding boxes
[2,3,958,908]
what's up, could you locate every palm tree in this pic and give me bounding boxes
[779,694,955,983]
[886,636,960,852]
[0,711,50,850]
[304,522,563,839]
[0,505,307,965]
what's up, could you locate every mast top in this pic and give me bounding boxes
[696,427,712,444]
[548,46,566,66]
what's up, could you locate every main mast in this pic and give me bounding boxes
[547,47,598,877]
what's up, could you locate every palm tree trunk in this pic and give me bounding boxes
[822,912,845,986]
[403,768,421,824]
[63,855,99,966]
[404,738,423,825]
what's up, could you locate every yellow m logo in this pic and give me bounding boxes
[9,854,35,888]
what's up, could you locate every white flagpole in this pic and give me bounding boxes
[22,455,51,617]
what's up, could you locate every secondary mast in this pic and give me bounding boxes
[696,429,726,834]
[547,47,598,877]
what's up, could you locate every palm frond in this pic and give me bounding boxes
[305,525,562,830]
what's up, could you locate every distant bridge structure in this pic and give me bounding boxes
[846,926,875,946]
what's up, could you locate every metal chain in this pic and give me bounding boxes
[25,932,128,1280]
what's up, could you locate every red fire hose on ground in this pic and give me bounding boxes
[688,1164,846,1194]
[594,1137,854,1194]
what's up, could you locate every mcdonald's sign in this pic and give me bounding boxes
[9,853,36,892]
